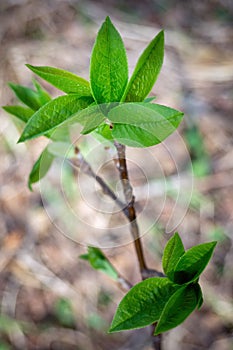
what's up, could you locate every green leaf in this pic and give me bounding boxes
[8,82,45,111]
[26,64,91,96]
[54,298,75,327]
[92,123,114,143]
[108,102,184,147]
[122,30,164,102]
[18,95,93,142]
[155,284,198,335]
[46,124,71,142]
[28,147,54,191]
[194,283,203,309]
[62,104,106,135]
[162,233,185,280]
[80,247,118,280]
[47,142,75,158]
[69,104,105,134]
[79,253,88,260]
[90,16,128,103]
[109,277,179,333]
[111,124,157,147]
[2,105,34,123]
[33,79,51,105]
[172,241,217,284]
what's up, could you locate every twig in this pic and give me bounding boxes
[69,148,133,293]
[70,147,128,214]
[114,142,147,273]
[117,275,133,291]
[70,146,163,349]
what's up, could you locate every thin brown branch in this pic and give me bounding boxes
[116,275,133,292]
[114,142,147,273]
[70,146,162,349]
[68,148,132,291]
[69,147,128,214]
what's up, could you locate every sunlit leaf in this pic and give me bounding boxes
[162,232,185,280]
[122,30,164,102]
[108,102,183,147]
[26,64,91,95]
[2,105,34,123]
[18,95,93,142]
[90,16,128,103]
[28,147,54,191]
[8,82,44,111]
[155,284,198,335]
[173,241,217,284]
[109,277,179,332]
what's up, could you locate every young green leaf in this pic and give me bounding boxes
[69,104,105,135]
[173,241,217,284]
[109,277,179,333]
[162,232,185,280]
[111,124,158,147]
[93,124,114,143]
[81,113,105,134]
[54,298,76,327]
[46,124,71,143]
[26,65,91,96]
[8,82,45,111]
[60,104,106,135]
[155,284,198,335]
[122,30,164,102]
[108,102,183,147]
[90,16,128,104]
[33,79,51,105]
[47,142,75,158]
[28,147,54,191]
[80,247,118,280]
[2,105,34,123]
[18,95,93,142]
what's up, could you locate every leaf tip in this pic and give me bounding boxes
[27,181,33,192]
[17,135,25,143]
[107,327,113,334]
[79,254,89,260]
[160,29,165,37]
[107,324,119,334]
[173,231,180,239]
[105,15,111,23]
[8,82,15,89]
[26,63,33,70]
[210,240,218,252]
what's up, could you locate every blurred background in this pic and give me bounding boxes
[0,0,233,349]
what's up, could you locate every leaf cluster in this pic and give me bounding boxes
[3,16,183,189]
[109,233,217,335]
